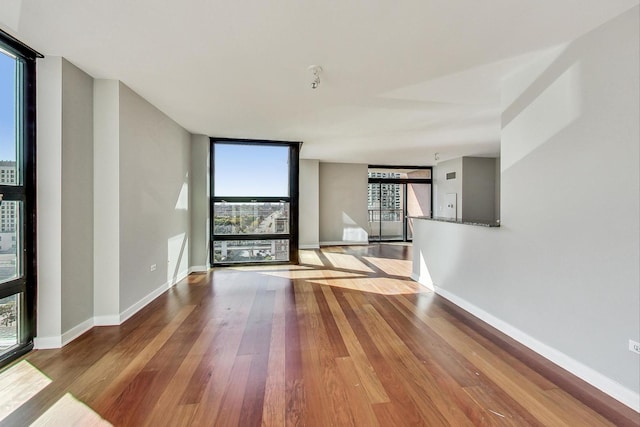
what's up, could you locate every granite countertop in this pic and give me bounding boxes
[410,216,501,227]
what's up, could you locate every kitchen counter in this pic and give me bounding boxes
[410,216,500,228]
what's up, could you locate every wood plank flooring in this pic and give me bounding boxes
[1,244,638,426]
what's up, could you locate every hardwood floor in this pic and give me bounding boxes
[1,244,638,426]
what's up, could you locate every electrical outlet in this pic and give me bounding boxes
[150,264,157,272]
[629,339,640,355]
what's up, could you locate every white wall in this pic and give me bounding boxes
[494,157,501,220]
[434,157,463,219]
[412,7,640,408]
[189,134,210,270]
[36,56,63,346]
[319,162,368,245]
[36,57,96,346]
[299,159,319,248]
[118,82,191,311]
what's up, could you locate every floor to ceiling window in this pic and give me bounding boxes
[368,166,432,242]
[210,139,300,265]
[0,31,40,368]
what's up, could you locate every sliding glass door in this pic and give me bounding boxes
[368,167,432,242]
[210,140,299,265]
[368,182,404,241]
[0,32,39,368]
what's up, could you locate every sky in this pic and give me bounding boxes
[214,144,289,197]
[0,50,16,163]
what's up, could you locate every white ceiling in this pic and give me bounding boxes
[1,0,638,164]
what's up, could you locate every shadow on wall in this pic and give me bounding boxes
[501,48,583,172]
[342,212,368,242]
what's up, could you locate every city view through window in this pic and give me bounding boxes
[0,48,19,352]
[213,202,290,263]
[368,168,431,241]
[212,142,296,264]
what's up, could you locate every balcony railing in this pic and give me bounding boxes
[368,208,404,222]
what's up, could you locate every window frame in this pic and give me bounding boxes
[210,138,300,266]
[0,29,41,368]
[367,165,433,242]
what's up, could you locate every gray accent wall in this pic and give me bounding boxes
[118,83,191,311]
[461,157,496,222]
[36,56,63,343]
[93,79,120,321]
[319,162,368,245]
[38,69,193,345]
[189,135,210,270]
[435,156,498,221]
[37,57,96,343]
[61,59,94,332]
[299,159,319,248]
[413,7,639,405]
[434,157,463,219]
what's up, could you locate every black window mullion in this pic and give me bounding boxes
[0,280,26,300]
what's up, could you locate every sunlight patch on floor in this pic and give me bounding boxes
[31,393,112,426]
[226,264,312,272]
[311,277,423,295]
[0,361,52,422]
[299,250,325,266]
[259,269,365,280]
[321,252,375,273]
[363,256,412,277]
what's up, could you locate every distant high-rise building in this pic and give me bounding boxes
[368,172,402,220]
[0,161,17,252]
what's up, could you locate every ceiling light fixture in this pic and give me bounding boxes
[308,65,322,89]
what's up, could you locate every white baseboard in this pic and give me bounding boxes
[189,265,209,273]
[34,336,62,349]
[37,272,192,350]
[61,318,94,346]
[299,244,320,250]
[432,284,640,412]
[410,273,434,291]
[35,318,94,349]
[319,241,369,247]
[119,282,169,324]
[120,271,188,323]
[94,315,120,326]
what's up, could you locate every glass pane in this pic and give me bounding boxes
[380,183,403,241]
[0,201,20,283]
[368,183,404,241]
[0,294,19,353]
[214,144,289,197]
[214,202,289,235]
[0,50,18,183]
[367,183,381,241]
[213,240,289,263]
[407,183,431,240]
